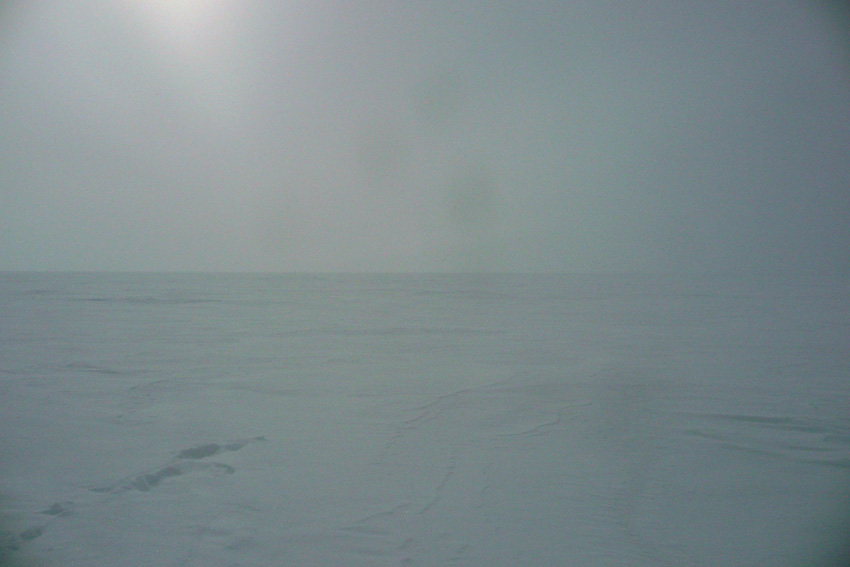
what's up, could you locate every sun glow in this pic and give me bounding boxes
[132,0,225,62]
[124,0,246,127]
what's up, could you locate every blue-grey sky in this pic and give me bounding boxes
[1,1,849,273]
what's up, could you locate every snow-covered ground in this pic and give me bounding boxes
[1,273,848,566]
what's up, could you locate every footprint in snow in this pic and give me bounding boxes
[5,436,266,555]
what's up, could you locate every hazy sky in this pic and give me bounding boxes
[1,1,849,273]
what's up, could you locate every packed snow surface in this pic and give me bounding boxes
[1,273,848,566]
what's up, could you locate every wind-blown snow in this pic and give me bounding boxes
[1,273,848,566]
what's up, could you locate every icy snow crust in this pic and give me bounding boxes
[0,273,848,566]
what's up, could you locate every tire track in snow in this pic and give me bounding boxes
[355,378,592,565]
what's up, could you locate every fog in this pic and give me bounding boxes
[1,1,849,273]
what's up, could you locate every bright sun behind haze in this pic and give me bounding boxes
[120,0,249,126]
[0,1,848,273]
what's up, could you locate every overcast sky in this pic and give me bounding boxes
[1,1,848,273]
